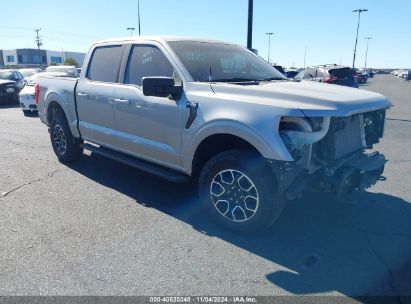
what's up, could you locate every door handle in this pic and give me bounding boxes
[77,92,88,96]
[114,98,130,105]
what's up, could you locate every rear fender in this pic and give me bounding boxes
[45,91,80,138]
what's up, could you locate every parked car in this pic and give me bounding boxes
[45,65,79,78]
[367,69,375,78]
[0,69,25,91]
[398,70,409,79]
[392,70,406,77]
[36,36,390,233]
[273,65,286,75]
[19,68,42,81]
[285,70,300,78]
[19,73,50,115]
[294,65,358,88]
[352,68,368,84]
[0,70,25,104]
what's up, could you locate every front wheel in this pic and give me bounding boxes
[198,149,284,233]
[50,113,83,163]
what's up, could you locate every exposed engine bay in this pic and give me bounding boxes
[276,109,387,200]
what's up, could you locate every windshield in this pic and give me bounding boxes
[0,71,14,81]
[168,41,286,82]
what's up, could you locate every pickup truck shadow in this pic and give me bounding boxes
[67,153,411,299]
[0,103,19,109]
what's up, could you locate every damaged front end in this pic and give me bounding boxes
[273,109,387,200]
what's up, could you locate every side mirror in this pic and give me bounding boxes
[142,77,183,100]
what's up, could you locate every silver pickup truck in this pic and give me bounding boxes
[36,36,390,233]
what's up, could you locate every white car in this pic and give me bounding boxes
[398,71,409,79]
[19,73,52,115]
[19,68,42,81]
[19,82,36,115]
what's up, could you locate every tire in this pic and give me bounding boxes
[198,149,284,233]
[13,93,19,104]
[50,112,83,163]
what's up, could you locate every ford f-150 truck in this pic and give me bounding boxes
[36,36,390,233]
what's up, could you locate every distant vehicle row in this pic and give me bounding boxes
[391,69,410,80]
[272,64,376,88]
[0,65,80,116]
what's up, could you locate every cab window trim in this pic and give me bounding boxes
[85,44,125,84]
[121,43,183,90]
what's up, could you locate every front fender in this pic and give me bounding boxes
[182,119,293,173]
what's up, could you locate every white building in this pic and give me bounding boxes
[0,48,86,68]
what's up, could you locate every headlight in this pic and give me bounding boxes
[6,87,15,94]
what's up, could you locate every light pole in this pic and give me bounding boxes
[364,37,373,68]
[56,46,65,64]
[247,0,253,49]
[127,27,135,37]
[138,0,141,36]
[265,32,274,64]
[35,28,42,66]
[303,45,307,68]
[352,9,368,68]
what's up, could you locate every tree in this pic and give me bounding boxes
[64,57,79,67]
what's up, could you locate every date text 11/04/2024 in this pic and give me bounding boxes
[149,296,257,303]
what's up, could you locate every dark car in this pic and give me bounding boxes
[0,70,23,104]
[285,70,300,78]
[351,68,368,84]
[273,65,286,75]
[1,69,25,90]
[294,64,359,88]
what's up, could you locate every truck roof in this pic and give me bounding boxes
[93,36,237,46]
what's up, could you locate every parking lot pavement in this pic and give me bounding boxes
[0,75,410,299]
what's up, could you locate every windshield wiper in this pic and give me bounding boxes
[259,77,287,81]
[211,78,260,83]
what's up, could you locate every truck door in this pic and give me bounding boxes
[76,45,124,147]
[111,44,184,170]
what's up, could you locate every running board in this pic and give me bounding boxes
[81,143,189,183]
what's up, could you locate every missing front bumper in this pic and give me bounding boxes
[285,152,386,200]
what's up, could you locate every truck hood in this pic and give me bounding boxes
[209,80,391,117]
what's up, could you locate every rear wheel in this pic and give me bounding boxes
[198,149,284,233]
[50,113,83,163]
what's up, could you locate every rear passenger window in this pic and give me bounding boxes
[125,45,174,86]
[87,45,124,83]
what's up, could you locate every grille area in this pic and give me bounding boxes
[313,109,386,164]
[333,115,363,159]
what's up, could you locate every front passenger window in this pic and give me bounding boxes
[125,45,175,87]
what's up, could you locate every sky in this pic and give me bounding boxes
[0,0,410,68]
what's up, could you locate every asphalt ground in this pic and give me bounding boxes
[0,75,410,301]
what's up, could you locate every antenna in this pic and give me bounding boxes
[35,28,43,66]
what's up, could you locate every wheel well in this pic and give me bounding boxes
[47,101,64,124]
[192,134,261,178]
